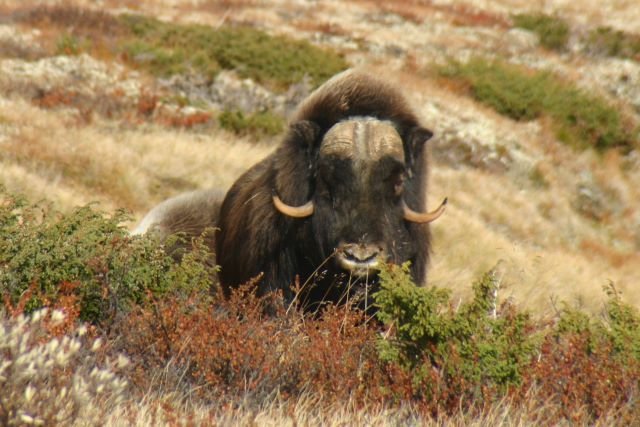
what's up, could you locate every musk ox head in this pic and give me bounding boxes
[272,117,446,279]
[216,69,446,308]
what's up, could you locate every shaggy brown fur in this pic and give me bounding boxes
[216,69,435,306]
[134,69,437,308]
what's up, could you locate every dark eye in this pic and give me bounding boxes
[393,173,405,197]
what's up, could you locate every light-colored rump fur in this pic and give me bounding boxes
[133,188,225,241]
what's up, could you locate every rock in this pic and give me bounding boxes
[209,71,284,114]
[431,132,512,173]
[582,58,640,112]
[159,70,312,117]
[0,54,141,100]
[500,28,539,55]
[572,172,623,221]
[0,24,44,60]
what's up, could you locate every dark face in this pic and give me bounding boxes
[310,119,418,280]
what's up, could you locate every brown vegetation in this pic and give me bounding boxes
[3,273,639,425]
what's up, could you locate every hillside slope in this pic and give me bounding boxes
[1,0,639,316]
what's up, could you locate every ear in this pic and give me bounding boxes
[289,120,322,161]
[403,126,433,177]
[274,120,322,205]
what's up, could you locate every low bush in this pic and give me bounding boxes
[512,12,640,60]
[218,109,285,137]
[512,12,570,51]
[586,26,640,60]
[517,284,640,423]
[55,33,91,56]
[116,283,384,406]
[440,58,637,151]
[375,263,538,412]
[0,187,216,326]
[374,264,640,422]
[118,14,348,89]
[0,309,129,426]
[17,5,126,37]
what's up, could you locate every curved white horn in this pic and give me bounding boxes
[403,198,447,223]
[273,194,314,218]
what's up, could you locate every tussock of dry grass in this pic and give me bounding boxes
[96,390,628,426]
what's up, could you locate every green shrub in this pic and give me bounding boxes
[375,263,538,403]
[122,39,202,78]
[552,283,640,360]
[602,282,640,360]
[440,58,636,151]
[586,26,640,59]
[218,109,285,137]
[118,14,348,89]
[0,188,216,325]
[374,263,640,421]
[519,282,640,423]
[512,12,570,50]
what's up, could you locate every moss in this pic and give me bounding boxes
[512,13,570,51]
[118,14,348,89]
[440,58,636,152]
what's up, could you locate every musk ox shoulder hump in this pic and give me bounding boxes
[292,69,421,135]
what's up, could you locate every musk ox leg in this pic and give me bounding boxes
[133,188,225,266]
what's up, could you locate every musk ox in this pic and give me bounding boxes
[132,188,225,259]
[135,69,446,310]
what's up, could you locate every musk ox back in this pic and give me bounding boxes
[216,70,446,309]
[132,188,224,264]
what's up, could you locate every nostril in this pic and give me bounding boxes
[342,244,379,263]
[336,243,387,275]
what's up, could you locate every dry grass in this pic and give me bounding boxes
[427,138,640,316]
[95,390,632,426]
[0,96,274,221]
[355,0,511,28]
